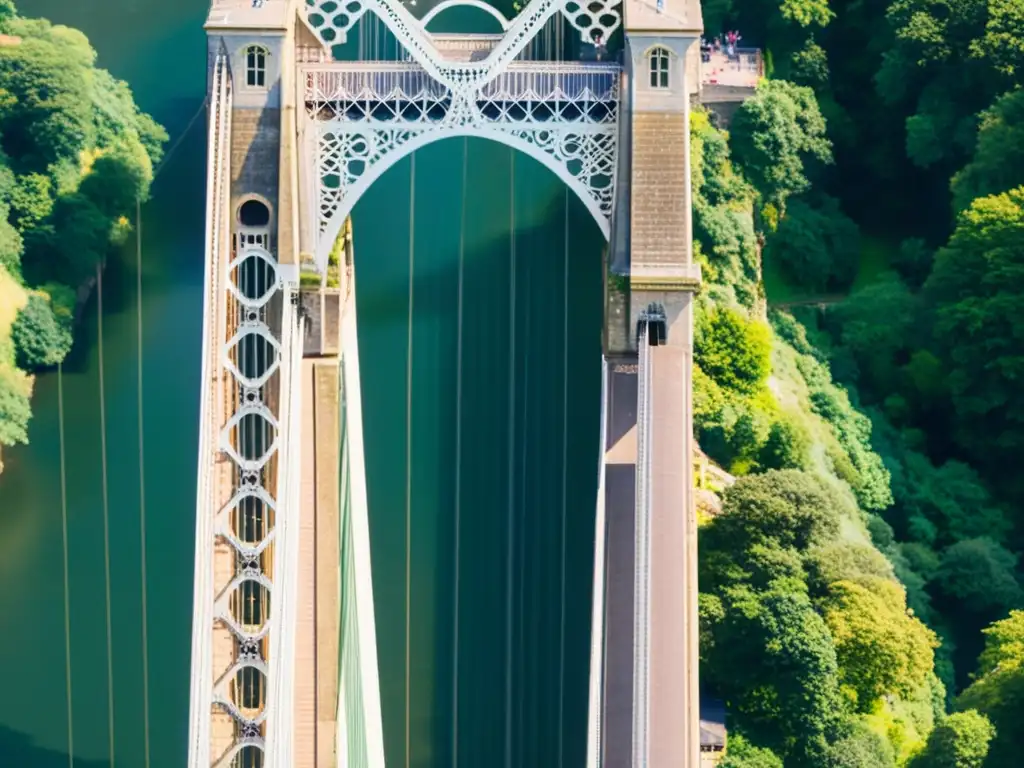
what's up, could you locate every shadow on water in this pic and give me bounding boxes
[353,136,604,767]
[0,724,108,768]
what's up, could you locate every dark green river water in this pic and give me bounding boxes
[0,2,605,766]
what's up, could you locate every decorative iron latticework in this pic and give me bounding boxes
[302,0,623,267]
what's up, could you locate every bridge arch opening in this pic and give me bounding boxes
[315,129,612,269]
[236,197,274,252]
[228,744,263,768]
[421,0,510,33]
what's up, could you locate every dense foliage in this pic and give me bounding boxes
[0,1,165,461]
[690,0,1024,748]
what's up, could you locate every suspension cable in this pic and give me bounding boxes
[151,95,209,185]
[135,197,153,768]
[504,150,517,768]
[452,137,468,767]
[557,187,569,768]
[404,152,416,768]
[57,362,75,768]
[96,264,117,768]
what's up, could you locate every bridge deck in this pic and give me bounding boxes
[295,358,343,768]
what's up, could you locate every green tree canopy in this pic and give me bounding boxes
[958,612,1024,768]
[696,307,773,396]
[719,733,784,768]
[709,585,844,765]
[952,89,1024,212]
[764,193,860,292]
[924,188,1024,470]
[11,293,71,370]
[877,0,1024,169]
[823,579,937,708]
[729,79,833,208]
[908,711,994,768]
[704,469,846,556]
[0,367,30,448]
[934,538,1023,621]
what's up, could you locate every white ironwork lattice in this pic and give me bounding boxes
[302,0,622,265]
[306,0,622,74]
[306,62,620,265]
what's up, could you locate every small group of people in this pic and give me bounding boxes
[700,31,743,62]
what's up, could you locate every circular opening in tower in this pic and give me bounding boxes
[239,199,271,228]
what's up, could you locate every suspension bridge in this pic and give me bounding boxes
[190,0,707,765]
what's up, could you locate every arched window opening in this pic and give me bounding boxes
[649,47,670,89]
[239,199,270,228]
[236,198,272,253]
[245,45,267,89]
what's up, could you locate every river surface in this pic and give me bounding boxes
[0,2,604,766]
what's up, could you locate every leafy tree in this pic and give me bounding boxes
[691,110,760,307]
[0,367,30,447]
[0,200,22,273]
[951,89,1024,213]
[765,193,860,292]
[729,79,833,209]
[892,238,936,289]
[908,711,994,768]
[710,585,844,765]
[823,720,897,768]
[11,293,71,370]
[878,0,1024,170]
[924,188,1024,471]
[705,470,846,555]
[829,275,920,396]
[934,538,1023,622]
[696,308,772,395]
[805,541,896,597]
[823,579,937,708]
[958,612,1024,768]
[790,38,830,88]
[8,172,53,232]
[719,733,784,768]
[758,412,812,471]
[0,35,95,169]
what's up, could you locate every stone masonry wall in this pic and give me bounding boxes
[629,112,690,267]
[231,107,281,237]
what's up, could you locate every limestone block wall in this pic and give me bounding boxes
[230,107,281,243]
[629,112,690,267]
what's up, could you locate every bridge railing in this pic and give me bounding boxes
[633,323,654,767]
[586,357,610,768]
[263,293,305,768]
[700,47,763,88]
[188,49,231,768]
[304,60,619,106]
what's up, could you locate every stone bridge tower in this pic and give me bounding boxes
[601,0,703,765]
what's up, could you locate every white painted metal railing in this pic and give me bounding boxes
[188,50,231,768]
[632,327,653,768]
[586,356,610,768]
[263,298,305,768]
[306,0,622,95]
[304,60,620,111]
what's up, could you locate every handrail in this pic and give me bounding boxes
[307,0,600,95]
[632,327,653,768]
[264,296,304,768]
[188,50,231,768]
[586,356,610,768]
